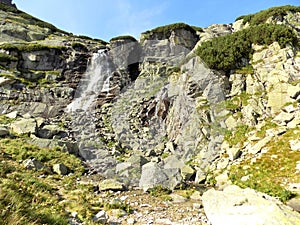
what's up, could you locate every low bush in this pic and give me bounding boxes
[236,5,300,25]
[196,24,297,72]
[110,35,137,42]
[142,22,198,40]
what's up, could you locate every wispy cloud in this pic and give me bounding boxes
[110,0,169,38]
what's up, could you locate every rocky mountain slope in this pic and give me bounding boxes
[1,3,300,224]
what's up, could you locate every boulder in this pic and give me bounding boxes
[99,179,125,191]
[202,185,300,225]
[93,210,108,224]
[38,124,67,139]
[5,111,18,119]
[248,136,272,155]
[23,158,45,170]
[289,140,300,151]
[0,126,9,137]
[273,111,295,125]
[139,162,182,192]
[53,163,68,175]
[10,118,37,135]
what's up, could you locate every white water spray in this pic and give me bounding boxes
[67,50,113,112]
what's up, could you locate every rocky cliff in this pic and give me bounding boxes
[1,3,300,224]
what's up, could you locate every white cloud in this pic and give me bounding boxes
[110,0,170,38]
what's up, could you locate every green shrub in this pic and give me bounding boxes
[196,24,297,72]
[236,5,300,25]
[110,35,137,42]
[0,43,67,52]
[142,22,198,40]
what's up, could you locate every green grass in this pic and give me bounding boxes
[0,2,67,34]
[224,124,252,147]
[235,64,254,75]
[229,128,300,202]
[236,5,300,25]
[0,115,14,124]
[0,43,67,52]
[0,136,136,224]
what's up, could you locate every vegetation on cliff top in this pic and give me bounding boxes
[0,2,67,34]
[110,35,137,42]
[0,43,67,52]
[141,22,201,39]
[196,23,298,72]
[236,5,300,25]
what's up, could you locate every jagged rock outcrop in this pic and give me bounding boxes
[1,6,300,225]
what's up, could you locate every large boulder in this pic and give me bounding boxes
[10,118,37,135]
[202,185,300,225]
[139,162,182,192]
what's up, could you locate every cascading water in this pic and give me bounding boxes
[67,49,113,112]
[65,49,117,172]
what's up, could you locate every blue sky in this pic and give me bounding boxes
[13,0,300,41]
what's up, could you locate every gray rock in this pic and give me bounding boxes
[289,140,300,151]
[202,185,300,225]
[99,179,125,191]
[169,193,188,203]
[181,165,195,181]
[248,136,272,155]
[10,118,37,135]
[53,163,68,175]
[24,158,45,170]
[287,197,300,212]
[227,147,242,161]
[273,111,295,125]
[93,210,108,224]
[5,111,18,119]
[139,162,182,192]
[38,124,67,139]
[0,126,9,137]
[195,169,207,184]
[163,155,185,169]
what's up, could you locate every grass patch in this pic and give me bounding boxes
[0,115,14,124]
[0,3,67,34]
[148,185,172,197]
[0,138,84,175]
[225,124,252,147]
[141,22,198,41]
[235,64,254,75]
[0,43,67,52]
[229,128,300,202]
[236,5,300,25]
[110,35,137,42]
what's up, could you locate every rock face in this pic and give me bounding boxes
[0,0,16,8]
[1,7,300,223]
[202,185,300,225]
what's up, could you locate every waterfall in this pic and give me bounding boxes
[67,49,113,112]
